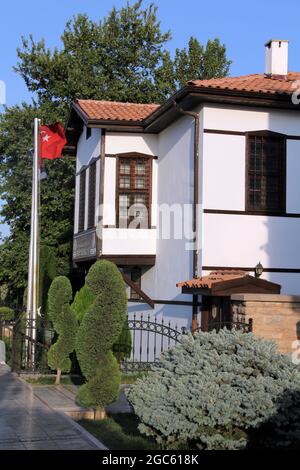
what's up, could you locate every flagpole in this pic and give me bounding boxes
[26,117,40,369]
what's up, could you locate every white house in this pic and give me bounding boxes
[66,40,300,335]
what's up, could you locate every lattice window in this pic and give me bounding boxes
[116,156,152,228]
[246,134,285,212]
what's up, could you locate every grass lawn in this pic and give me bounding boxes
[121,372,147,384]
[23,373,145,386]
[79,413,158,450]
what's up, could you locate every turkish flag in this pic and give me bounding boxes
[40,122,67,160]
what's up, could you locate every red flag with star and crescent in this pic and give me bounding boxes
[40,122,67,160]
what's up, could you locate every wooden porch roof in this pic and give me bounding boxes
[177,270,281,296]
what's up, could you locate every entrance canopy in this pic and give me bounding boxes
[177,270,281,296]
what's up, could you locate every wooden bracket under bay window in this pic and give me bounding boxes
[120,271,154,309]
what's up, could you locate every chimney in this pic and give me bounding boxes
[265,40,289,77]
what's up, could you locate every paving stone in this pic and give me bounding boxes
[24,440,60,450]
[0,365,103,450]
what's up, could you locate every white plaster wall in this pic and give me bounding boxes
[103,157,116,226]
[203,104,300,135]
[261,272,300,295]
[76,127,101,171]
[203,213,300,269]
[102,229,156,255]
[287,140,300,213]
[203,133,245,210]
[151,159,158,227]
[94,159,100,226]
[139,115,195,310]
[106,132,158,156]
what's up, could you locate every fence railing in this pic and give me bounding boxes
[114,313,183,373]
[1,312,253,374]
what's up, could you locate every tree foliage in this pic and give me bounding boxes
[0,0,231,302]
[47,276,77,384]
[127,329,300,450]
[76,261,127,408]
[0,306,15,321]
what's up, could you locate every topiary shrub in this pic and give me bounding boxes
[47,276,78,384]
[0,306,15,321]
[71,284,95,324]
[76,260,127,409]
[127,329,300,450]
[72,282,131,363]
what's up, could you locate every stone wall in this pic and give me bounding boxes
[231,294,300,355]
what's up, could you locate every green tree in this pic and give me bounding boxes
[76,261,127,409]
[48,276,78,385]
[127,329,300,450]
[0,104,74,302]
[0,1,231,302]
[173,37,231,89]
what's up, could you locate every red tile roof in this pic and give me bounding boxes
[72,73,300,126]
[177,270,248,289]
[188,72,300,96]
[76,99,159,122]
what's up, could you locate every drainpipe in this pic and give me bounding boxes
[173,102,200,333]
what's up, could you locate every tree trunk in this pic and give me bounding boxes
[94,408,106,420]
[55,368,62,385]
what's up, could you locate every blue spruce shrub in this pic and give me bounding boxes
[127,329,300,450]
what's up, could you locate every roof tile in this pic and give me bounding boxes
[76,99,159,122]
[177,270,248,289]
[188,72,300,96]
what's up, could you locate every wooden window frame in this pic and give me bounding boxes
[116,154,152,229]
[78,169,86,232]
[87,161,97,229]
[245,131,286,215]
[86,126,92,140]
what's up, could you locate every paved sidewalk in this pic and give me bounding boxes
[0,365,105,450]
[31,383,132,417]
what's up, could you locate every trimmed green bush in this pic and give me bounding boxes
[71,284,95,323]
[127,329,300,450]
[48,276,78,384]
[76,260,127,408]
[0,306,15,321]
[72,283,131,362]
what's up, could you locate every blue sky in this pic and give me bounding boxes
[1,0,300,236]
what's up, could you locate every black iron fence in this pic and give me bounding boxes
[0,314,56,373]
[115,314,253,372]
[114,313,183,373]
[1,312,253,374]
